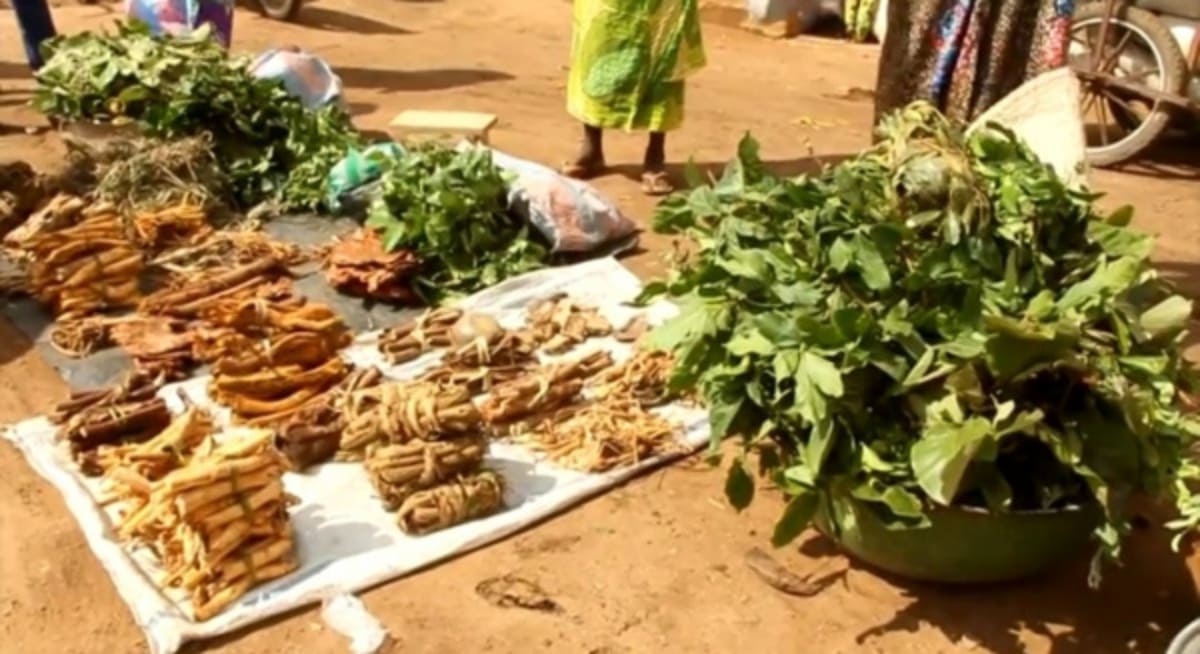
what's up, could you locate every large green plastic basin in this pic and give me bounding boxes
[814,494,1102,583]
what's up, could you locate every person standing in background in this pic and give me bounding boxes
[873,0,1075,123]
[12,0,57,70]
[562,0,706,196]
[125,0,235,48]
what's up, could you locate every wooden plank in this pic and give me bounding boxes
[388,110,498,135]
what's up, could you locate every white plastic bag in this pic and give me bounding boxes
[967,68,1090,188]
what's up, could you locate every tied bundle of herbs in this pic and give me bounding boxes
[34,22,361,210]
[365,145,548,303]
[642,103,1200,569]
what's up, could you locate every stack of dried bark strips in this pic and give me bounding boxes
[96,406,214,495]
[25,200,143,318]
[323,228,420,303]
[350,382,505,534]
[273,366,384,471]
[114,428,297,622]
[201,297,352,426]
[51,371,171,475]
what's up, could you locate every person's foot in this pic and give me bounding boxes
[561,153,606,180]
[640,168,674,196]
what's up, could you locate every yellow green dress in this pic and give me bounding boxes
[568,0,706,133]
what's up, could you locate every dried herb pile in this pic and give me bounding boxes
[34,23,362,210]
[643,103,1200,565]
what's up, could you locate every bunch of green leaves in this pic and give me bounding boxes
[34,22,362,210]
[642,102,1200,564]
[365,144,548,303]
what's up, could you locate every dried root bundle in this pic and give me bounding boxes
[594,349,675,407]
[365,435,488,510]
[323,228,420,303]
[95,407,215,489]
[378,307,461,364]
[479,350,613,425]
[441,330,537,369]
[3,193,89,249]
[520,398,680,473]
[132,203,212,252]
[419,362,532,396]
[272,366,385,469]
[339,382,482,457]
[112,428,297,622]
[151,229,309,278]
[89,136,230,213]
[524,294,612,353]
[395,469,505,535]
[139,258,286,318]
[53,373,173,474]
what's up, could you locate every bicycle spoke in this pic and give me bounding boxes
[1097,97,1112,146]
[1098,30,1133,73]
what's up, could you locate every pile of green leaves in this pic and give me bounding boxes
[365,144,548,303]
[34,22,362,210]
[643,103,1200,563]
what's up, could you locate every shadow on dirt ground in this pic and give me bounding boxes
[293,5,412,35]
[337,66,513,94]
[1103,139,1200,183]
[793,522,1198,654]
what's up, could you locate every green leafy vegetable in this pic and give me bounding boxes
[365,144,548,302]
[34,22,363,210]
[645,102,1200,572]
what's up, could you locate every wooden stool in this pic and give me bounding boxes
[387,110,499,145]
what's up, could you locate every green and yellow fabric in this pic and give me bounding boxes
[567,0,706,132]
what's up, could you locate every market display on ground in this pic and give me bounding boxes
[1,6,1198,654]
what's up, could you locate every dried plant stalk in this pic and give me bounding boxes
[396,470,505,535]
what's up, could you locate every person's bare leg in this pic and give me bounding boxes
[562,123,605,179]
[641,131,673,195]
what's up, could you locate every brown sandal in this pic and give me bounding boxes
[640,170,674,196]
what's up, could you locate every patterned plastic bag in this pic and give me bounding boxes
[249,48,345,110]
[468,145,637,254]
[125,0,234,47]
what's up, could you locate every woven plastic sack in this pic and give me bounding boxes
[249,48,344,111]
[458,144,637,254]
[125,0,234,48]
[325,143,405,212]
[967,68,1090,188]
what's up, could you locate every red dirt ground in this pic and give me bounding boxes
[2,2,1199,653]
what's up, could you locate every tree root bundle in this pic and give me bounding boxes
[441,330,537,370]
[25,206,143,318]
[518,398,681,473]
[323,228,420,303]
[395,470,505,535]
[95,407,215,490]
[150,229,310,279]
[593,349,675,407]
[419,362,532,396]
[52,372,172,474]
[523,294,612,354]
[112,428,297,622]
[3,193,89,249]
[131,203,212,252]
[339,381,482,458]
[364,435,488,510]
[378,307,462,364]
[139,258,287,318]
[479,351,613,425]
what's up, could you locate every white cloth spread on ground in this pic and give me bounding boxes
[2,258,709,654]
